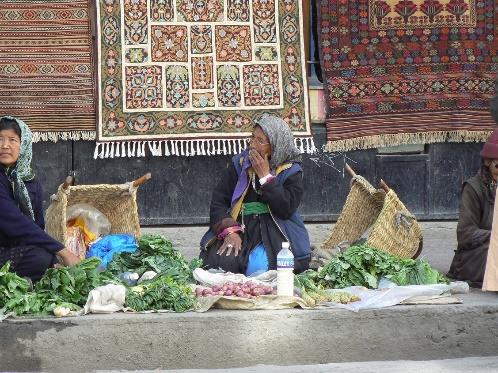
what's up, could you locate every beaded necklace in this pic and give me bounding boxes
[251,173,262,195]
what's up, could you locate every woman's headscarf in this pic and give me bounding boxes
[0,116,35,219]
[257,115,301,169]
[230,115,301,207]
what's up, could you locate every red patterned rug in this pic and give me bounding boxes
[320,0,497,151]
[0,0,96,141]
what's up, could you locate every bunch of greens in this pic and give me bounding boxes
[125,275,194,312]
[35,257,117,304]
[1,258,117,316]
[0,262,31,309]
[107,234,201,283]
[300,244,447,290]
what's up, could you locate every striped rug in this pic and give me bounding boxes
[0,0,96,141]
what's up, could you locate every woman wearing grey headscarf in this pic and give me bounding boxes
[0,116,80,282]
[200,115,311,274]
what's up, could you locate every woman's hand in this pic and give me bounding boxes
[56,248,81,267]
[217,232,242,256]
[249,149,270,179]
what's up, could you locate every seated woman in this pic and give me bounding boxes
[447,129,498,287]
[199,115,311,275]
[0,116,80,282]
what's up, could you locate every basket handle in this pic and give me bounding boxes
[61,175,74,190]
[132,172,151,187]
[345,163,390,193]
[379,179,390,193]
[345,163,356,178]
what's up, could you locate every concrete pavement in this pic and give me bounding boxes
[1,288,497,371]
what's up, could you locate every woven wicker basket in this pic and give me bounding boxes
[320,176,385,251]
[45,175,148,246]
[365,189,422,259]
[320,173,422,259]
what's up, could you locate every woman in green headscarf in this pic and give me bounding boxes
[0,116,80,281]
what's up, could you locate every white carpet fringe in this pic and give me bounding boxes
[93,137,316,159]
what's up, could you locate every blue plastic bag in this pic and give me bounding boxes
[86,234,138,268]
[245,243,269,276]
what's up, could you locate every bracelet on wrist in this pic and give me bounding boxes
[217,225,244,240]
[259,174,275,186]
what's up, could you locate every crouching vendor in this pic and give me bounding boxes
[447,129,498,287]
[0,116,80,282]
[200,115,311,275]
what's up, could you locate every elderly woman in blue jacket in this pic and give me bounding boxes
[200,115,311,275]
[0,116,80,281]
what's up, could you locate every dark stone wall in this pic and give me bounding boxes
[33,125,481,225]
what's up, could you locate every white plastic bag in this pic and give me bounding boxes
[83,284,126,314]
[193,268,277,288]
[321,281,469,312]
[66,203,111,238]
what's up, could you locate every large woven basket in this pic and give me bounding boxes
[320,174,422,259]
[45,179,144,246]
[320,175,385,251]
[365,189,422,259]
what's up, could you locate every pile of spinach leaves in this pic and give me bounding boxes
[106,234,200,312]
[0,258,116,316]
[301,244,448,289]
[107,234,201,283]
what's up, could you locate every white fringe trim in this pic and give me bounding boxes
[324,130,492,152]
[32,131,96,143]
[93,137,317,159]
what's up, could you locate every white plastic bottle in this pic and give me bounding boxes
[277,242,294,296]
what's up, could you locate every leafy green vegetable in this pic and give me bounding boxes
[0,262,30,309]
[107,234,201,283]
[35,257,116,305]
[0,234,200,316]
[1,258,117,316]
[302,244,448,289]
[125,275,194,312]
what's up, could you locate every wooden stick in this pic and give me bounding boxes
[61,176,74,190]
[379,179,390,193]
[132,172,152,187]
[344,163,356,178]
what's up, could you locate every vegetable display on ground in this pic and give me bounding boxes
[300,243,447,290]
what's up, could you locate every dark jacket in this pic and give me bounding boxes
[0,171,63,253]
[447,175,493,287]
[231,154,311,260]
[200,153,311,262]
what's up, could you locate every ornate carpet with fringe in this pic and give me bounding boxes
[320,0,497,152]
[0,0,96,142]
[95,0,312,158]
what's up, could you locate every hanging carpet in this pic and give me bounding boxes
[0,0,96,142]
[320,0,497,152]
[94,0,312,158]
